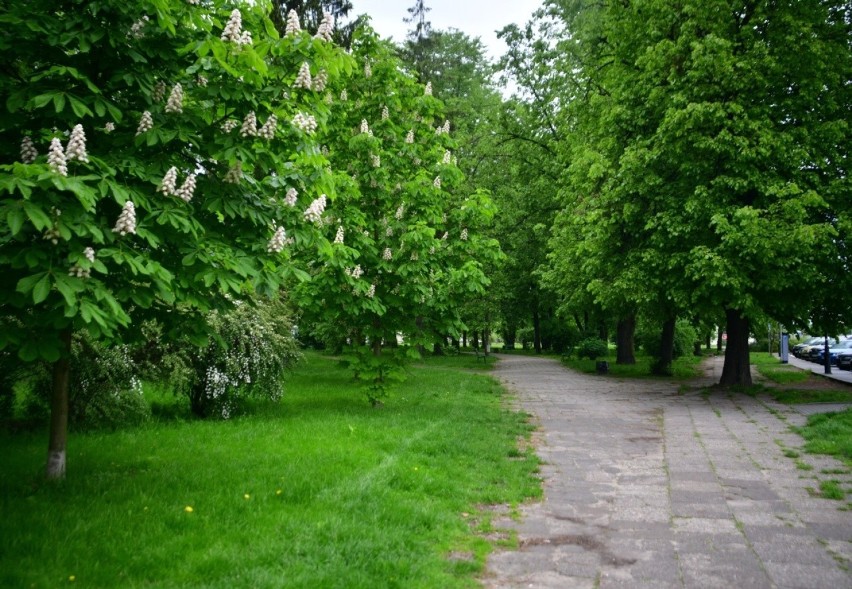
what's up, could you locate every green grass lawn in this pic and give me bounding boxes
[560,352,704,379]
[751,352,811,385]
[795,409,852,469]
[0,353,540,588]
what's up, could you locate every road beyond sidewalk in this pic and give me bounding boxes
[483,354,852,589]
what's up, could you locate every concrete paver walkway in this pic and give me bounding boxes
[483,355,852,588]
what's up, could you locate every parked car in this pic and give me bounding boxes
[838,350,852,370]
[815,339,852,365]
[793,336,824,358]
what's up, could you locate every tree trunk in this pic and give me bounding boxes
[716,326,723,353]
[615,315,636,365]
[693,340,703,356]
[46,330,72,480]
[462,331,467,348]
[719,309,752,386]
[651,317,676,376]
[471,331,479,349]
[706,332,712,350]
[823,335,832,375]
[533,309,542,354]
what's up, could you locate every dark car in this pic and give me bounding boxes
[815,339,852,364]
[838,351,852,371]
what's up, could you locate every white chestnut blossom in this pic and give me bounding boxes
[84,247,96,263]
[136,111,154,135]
[221,119,238,133]
[48,138,67,176]
[197,76,208,87]
[441,150,451,165]
[303,194,327,223]
[294,62,312,90]
[364,61,372,79]
[104,122,115,133]
[381,105,389,121]
[177,174,197,202]
[165,83,183,113]
[385,226,393,237]
[424,81,432,96]
[240,111,258,137]
[20,136,38,164]
[340,89,348,101]
[461,228,469,241]
[410,251,419,261]
[153,80,166,102]
[324,92,333,104]
[441,231,448,240]
[360,119,370,134]
[267,226,288,253]
[366,283,376,298]
[284,9,301,35]
[334,226,344,244]
[113,201,137,235]
[258,114,277,140]
[313,70,328,92]
[224,162,243,184]
[395,204,405,220]
[158,166,178,196]
[370,154,380,168]
[382,248,392,260]
[284,187,298,207]
[315,13,333,41]
[405,129,414,144]
[221,9,243,43]
[130,16,149,38]
[433,176,441,189]
[442,120,450,134]
[291,112,317,134]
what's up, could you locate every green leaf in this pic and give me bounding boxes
[53,92,66,113]
[69,96,94,118]
[22,201,51,230]
[32,273,51,304]
[7,206,24,235]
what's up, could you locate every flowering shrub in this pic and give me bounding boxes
[134,297,300,418]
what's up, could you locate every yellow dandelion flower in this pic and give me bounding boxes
[244,494,250,500]
[276,489,282,495]
[69,575,76,582]
[184,506,194,513]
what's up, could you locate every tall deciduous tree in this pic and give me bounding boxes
[545,0,851,384]
[0,0,350,478]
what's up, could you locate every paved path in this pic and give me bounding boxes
[787,354,852,385]
[483,355,852,589]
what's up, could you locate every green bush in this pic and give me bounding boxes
[15,332,149,430]
[575,337,609,360]
[136,296,301,419]
[639,319,697,360]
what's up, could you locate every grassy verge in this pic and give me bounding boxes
[795,409,852,468]
[0,352,540,588]
[751,352,811,385]
[560,352,704,379]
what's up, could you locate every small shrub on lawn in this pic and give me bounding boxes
[575,338,609,360]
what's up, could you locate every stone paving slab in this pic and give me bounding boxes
[482,355,852,589]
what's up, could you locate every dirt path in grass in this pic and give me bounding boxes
[482,353,852,589]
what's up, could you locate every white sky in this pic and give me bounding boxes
[349,0,543,61]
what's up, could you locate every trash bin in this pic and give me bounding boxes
[780,333,789,364]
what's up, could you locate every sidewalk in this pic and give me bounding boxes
[786,354,852,386]
[483,354,852,588]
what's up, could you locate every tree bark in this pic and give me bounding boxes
[46,330,72,480]
[615,315,636,364]
[716,326,723,353]
[533,309,542,354]
[651,317,676,376]
[719,308,752,386]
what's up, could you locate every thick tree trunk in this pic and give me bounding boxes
[693,340,703,356]
[706,332,712,350]
[719,309,752,386]
[615,315,636,365]
[462,331,467,348]
[716,327,724,353]
[471,331,479,349]
[651,317,676,376]
[533,309,542,354]
[46,330,72,480]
